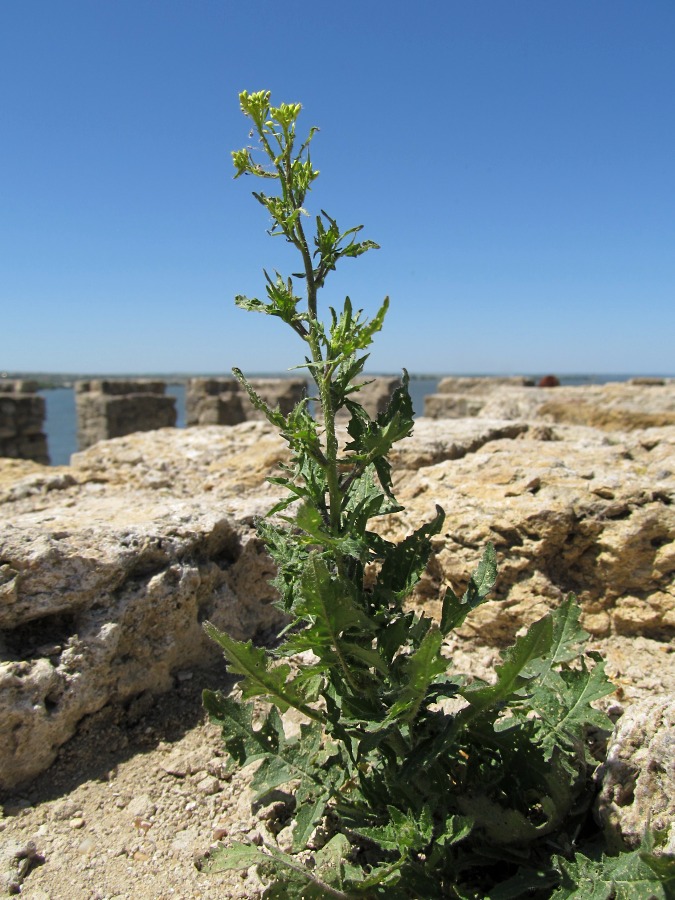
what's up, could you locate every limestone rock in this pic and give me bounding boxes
[436,376,535,393]
[1,394,674,789]
[386,420,675,646]
[425,379,675,430]
[0,426,288,789]
[595,695,675,855]
[424,376,534,418]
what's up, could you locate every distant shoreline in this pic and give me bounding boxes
[5,371,675,391]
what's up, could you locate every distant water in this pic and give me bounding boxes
[39,374,645,467]
[42,387,78,468]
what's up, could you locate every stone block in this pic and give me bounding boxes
[424,393,486,418]
[0,383,49,464]
[436,376,535,394]
[186,378,306,427]
[75,380,176,450]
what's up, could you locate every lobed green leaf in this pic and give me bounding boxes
[441,542,497,634]
[551,845,675,899]
[460,615,553,711]
[203,622,318,717]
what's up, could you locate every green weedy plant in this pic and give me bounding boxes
[202,91,675,898]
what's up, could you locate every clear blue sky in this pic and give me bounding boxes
[2,0,674,376]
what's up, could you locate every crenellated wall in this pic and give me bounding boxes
[75,380,177,450]
[186,377,307,426]
[0,380,50,464]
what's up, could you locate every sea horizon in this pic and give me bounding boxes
[5,370,675,388]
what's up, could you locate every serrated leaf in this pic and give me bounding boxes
[344,370,414,477]
[339,641,389,674]
[441,542,497,634]
[203,839,278,873]
[203,622,316,716]
[531,655,615,760]
[341,466,389,535]
[292,791,331,851]
[519,598,614,759]
[204,692,336,834]
[377,505,445,601]
[460,615,553,711]
[354,805,434,854]
[295,501,368,560]
[436,814,474,847]
[382,627,446,725]
[205,839,352,899]
[377,613,416,666]
[521,596,594,696]
[538,594,590,666]
[333,354,370,399]
[297,555,374,646]
[250,721,320,801]
[313,833,352,889]
[325,296,389,360]
[232,367,285,428]
[466,541,498,602]
[551,846,675,899]
[235,294,272,314]
[296,501,329,540]
[202,690,283,767]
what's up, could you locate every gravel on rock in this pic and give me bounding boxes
[0,664,267,899]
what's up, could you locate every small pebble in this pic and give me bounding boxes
[197,775,220,795]
[78,835,96,854]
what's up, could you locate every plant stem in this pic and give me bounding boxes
[293,213,344,545]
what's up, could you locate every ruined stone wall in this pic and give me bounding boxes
[186,378,307,426]
[186,376,401,426]
[424,376,534,418]
[75,380,177,450]
[0,380,50,464]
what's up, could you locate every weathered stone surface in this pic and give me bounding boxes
[0,507,282,789]
[426,379,675,430]
[75,380,176,450]
[0,381,49,464]
[384,420,675,646]
[1,386,674,789]
[424,392,487,418]
[424,376,533,418]
[595,695,675,855]
[436,376,535,393]
[0,381,40,394]
[186,377,306,426]
[0,426,289,789]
